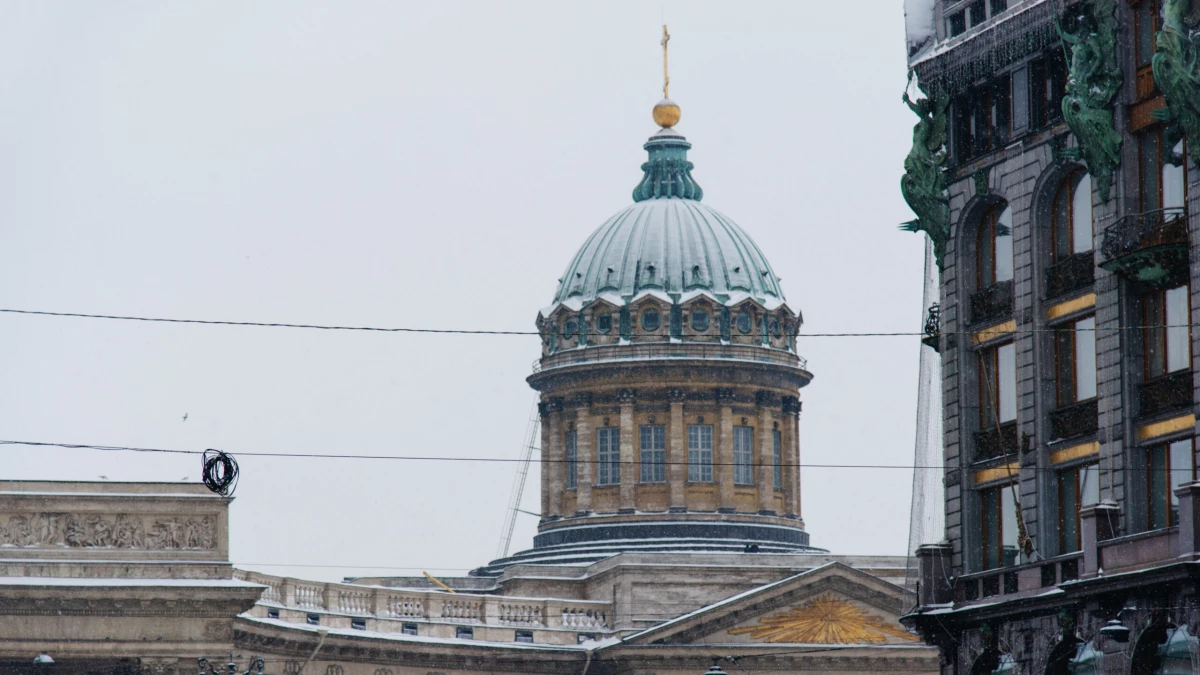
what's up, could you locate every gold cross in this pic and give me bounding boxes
[661,25,671,99]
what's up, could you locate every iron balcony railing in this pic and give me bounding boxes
[533,342,807,375]
[974,420,1019,462]
[1100,207,1187,261]
[1044,251,1095,300]
[1048,398,1098,442]
[969,280,1014,325]
[1139,369,1194,418]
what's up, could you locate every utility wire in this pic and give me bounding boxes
[0,307,1192,337]
[0,438,1147,472]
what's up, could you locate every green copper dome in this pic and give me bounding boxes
[547,129,787,314]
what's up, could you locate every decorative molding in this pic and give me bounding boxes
[568,392,593,409]
[755,391,781,408]
[667,388,686,403]
[0,513,216,550]
[715,388,736,406]
[728,594,920,644]
[616,389,637,404]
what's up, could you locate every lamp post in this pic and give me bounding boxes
[33,652,53,675]
[703,660,727,675]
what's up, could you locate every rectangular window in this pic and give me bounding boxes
[688,424,713,482]
[596,427,619,485]
[980,483,1019,570]
[402,623,418,636]
[1057,463,1099,554]
[1055,317,1097,406]
[351,618,366,630]
[1144,285,1191,379]
[456,626,474,640]
[949,11,967,37]
[980,343,1017,427]
[968,0,986,26]
[515,630,534,643]
[639,424,666,483]
[990,0,1008,14]
[733,426,754,485]
[1028,53,1066,129]
[1147,439,1194,529]
[565,431,577,489]
[1138,130,1187,212]
[773,429,783,489]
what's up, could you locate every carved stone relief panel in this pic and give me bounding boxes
[0,513,217,550]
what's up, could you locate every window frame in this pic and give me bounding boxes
[1146,438,1194,530]
[639,424,666,483]
[1054,316,1097,407]
[564,430,578,489]
[979,482,1019,571]
[596,427,620,486]
[733,426,754,485]
[976,203,1013,290]
[979,342,1017,427]
[687,424,714,482]
[1050,169,1093,261]
[1143,284,1192,380]
[772,429,783,490]
[1056,462,1099,554]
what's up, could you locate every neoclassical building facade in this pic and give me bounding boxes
[0,93,936,675]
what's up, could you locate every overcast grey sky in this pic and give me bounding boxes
[0,1,924,581]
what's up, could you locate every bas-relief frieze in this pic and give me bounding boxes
[0,513,217,550]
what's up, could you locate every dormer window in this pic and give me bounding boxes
[736,311,753,334]
[641,309,661,332]
[691,309,710,332]
[596,313,612,334]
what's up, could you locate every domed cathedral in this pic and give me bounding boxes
[478,93,820,574]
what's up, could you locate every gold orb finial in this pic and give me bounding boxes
[653,98,681,128]
[653,25,680,128]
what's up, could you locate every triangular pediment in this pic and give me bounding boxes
[623,562,920,647]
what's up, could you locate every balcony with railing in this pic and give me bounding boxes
[1045,252,1095,300]
[974,421,1018,462]
[1139,370,1194,418]
[969,280,1014,325]
[1099,208,1189,288]
[234,570,613,645]
[1048,398,1098,442]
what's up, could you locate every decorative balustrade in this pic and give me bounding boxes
[974,421,1019,462]
[1139,370,1194,417]
[233,570,613,635]
[533,341,807,375]
[499,604,544,626]
[1045,251,1095,299]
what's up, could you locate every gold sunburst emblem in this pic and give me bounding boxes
[727,595,920,644]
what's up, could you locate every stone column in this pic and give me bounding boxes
[756,391,777,514]
[668,389,686,512]
[916,543,953,606]
[539,401,552,519]
[545,398,564,519]
[618,389,637,513]
[717,388,736,512]
[782,396,801,519]
[572,392,594,515]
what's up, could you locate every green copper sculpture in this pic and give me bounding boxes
[1058,0,1122,201]
[899,75,951,272]
[1153,0,1200,167]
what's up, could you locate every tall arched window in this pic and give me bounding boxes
[1047,171,1094,298]
[972,203,1014,323]
[977,203,1014,289]
[1052,171,1092,260]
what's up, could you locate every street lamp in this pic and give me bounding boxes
[703,660,727,675]
[33,652,53,675]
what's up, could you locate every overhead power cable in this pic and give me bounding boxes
[0,437,1152,472]
[1,307,1195,337]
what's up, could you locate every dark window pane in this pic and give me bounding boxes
[1149,445,1168,529]
[992,77,1011,145]
[1059,469,1079,553]
[969,0,986,25]
[990,0,1008,14]
[1047,51,1066,122]
[949,11,967,36]
[1055,328,1075,406]
[1029,58,1047,128]
[1140,130,1162,211]
[1136,1,1157,67]
[1145,289,1166,379]
[1052,177,1072,261]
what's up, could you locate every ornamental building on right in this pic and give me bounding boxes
[903,0,1200,672]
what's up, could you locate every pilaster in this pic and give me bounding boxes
[539,401,552,518]
[618,389,636,513]
[545,398,563,518]
[571,392,594,515]
[717,388,736,512]
[667,389,686,512]
[756,391,777,514]
[782,396,802,518]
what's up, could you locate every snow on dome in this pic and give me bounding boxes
[543,197,787,317]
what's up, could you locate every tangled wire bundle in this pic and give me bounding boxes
[201,449,239,496]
